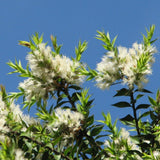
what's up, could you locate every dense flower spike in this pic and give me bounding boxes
[96,42,157,89]
[0,94,38,141]
[47,108,84,146]
[19,43,85,102]
[0,95,9,142]
[53,108,84,131]
[104,128,142,159]
[15,149,27,160]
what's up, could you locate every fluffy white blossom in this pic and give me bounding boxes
[153,150,160,159]
[48,108,84,132]
[15,149,27,160]
[0,96,9,141]
[0,94,38,141]
[9,101,38,127]
[104,128,142,160]
[120,128,140,151]
[96,55,120,89]
[96,42,157,89]
[20,43,85,101]
[47,108,84,146]
[19,78,49,102]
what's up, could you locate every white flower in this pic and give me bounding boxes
[153,150,160,158]
[20,43,85,102]
[49,108,84,132]
[120,128,141,152]
[15,149,27,160]
[53,55,84,85]
[96,55,120,89]
[104,128,142,159]
[47,108,84,147]
[9,101,38,127]
[96,42,156,89]
[0,94,38,139]
[0,95,10,141]
[118,46,128,59]
[120,43,156,88]
[19,78,50,102]
[28,43,84,85]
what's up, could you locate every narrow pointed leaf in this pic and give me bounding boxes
[120,114,134,122]
[136,104,150,110]
[148,96,157,106]
[69,85,82,90]
[136,94,144,100]
[114,88,131,97]
[138,111,150,120]
[112,101,131,108]
[90,125,104,136]
[150,111,156,121]
[135,88,152,94]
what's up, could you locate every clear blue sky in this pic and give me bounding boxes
[1,1,160,128]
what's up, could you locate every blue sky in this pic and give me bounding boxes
[1,1,160,128]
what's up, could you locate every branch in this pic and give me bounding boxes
[130,91,144,152]
[8,130,72,160]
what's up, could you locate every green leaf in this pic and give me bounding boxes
[114,88,131,97]
[96,30,116,51]
[85,115,94,127]
[20,131,31,138]
[19,40,31,48]
[90,125,104,136]
[69,85,82,90]
[64,146,72,155]
[7,91,24,100]
[50,35,62,54]
[32,32,43,45]
[100,112,114,130]
[148,96,157,106]
[142,25,156,46]
[136,104,150,110]
[120,114,134,122]
[112,101,131,108]
[150,111,157,121]
[71,92,81,102]
[136,94,144,100]
[45,143,53,150]
[111,35,118,47]
[138,111,151,121]
[75,40,88,61]
[135,88,152,94]
[54,101,69,109]
[52,136,62,146]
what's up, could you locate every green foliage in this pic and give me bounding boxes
[7,59,32,77]
[50,35,62,55]
[112,101,131,108]
[75,40,87,61]
[96,30,117,52]
[1,25,160,159]
[142,25,157,47]
[113,88,131,97]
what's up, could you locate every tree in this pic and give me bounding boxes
[0,25,159,159]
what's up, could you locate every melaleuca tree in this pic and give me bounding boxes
[0,25,159,159]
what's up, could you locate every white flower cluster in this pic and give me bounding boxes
[152,150,160,159]
[0,95,10,142]
[47,108,84,146]
[19,43,85,101]
[9,101,38,129]
[15,149,27,160]
[96,43,157,89]
[0,95,38,141]
[104,128,142,160]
